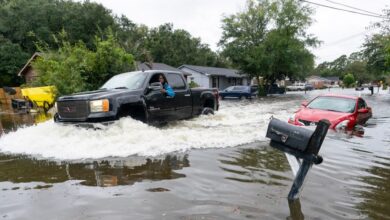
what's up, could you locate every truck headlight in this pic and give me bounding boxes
[90,99,109,112]
[335,120,349,130]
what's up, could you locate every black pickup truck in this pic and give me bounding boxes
[54,70,219,124]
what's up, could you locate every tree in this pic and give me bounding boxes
[362,34,390,78]
[343,73,355,88]
[219,0,272,87]
[137,23,221,67]
[0,0,116,53]
[0,36,29,87]
[219,0,317,95]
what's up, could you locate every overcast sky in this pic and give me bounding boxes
[91,0,388,64]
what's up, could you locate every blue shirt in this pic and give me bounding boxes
[163,83,175,97]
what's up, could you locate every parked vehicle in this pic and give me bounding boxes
[286,82,306,91]
[219,86,255,99]
[304,83,314,91]
[54,70,219,125]
[288,94,372,130]
[266,84,286,94]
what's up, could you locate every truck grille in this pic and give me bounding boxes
[57,100,89,120]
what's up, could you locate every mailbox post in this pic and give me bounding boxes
[266,118,330,200]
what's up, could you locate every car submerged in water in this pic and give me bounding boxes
[288,94,372,130]
[54,70,219,125]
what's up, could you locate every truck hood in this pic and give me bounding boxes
[57,89,143,101]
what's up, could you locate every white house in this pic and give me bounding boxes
[178,65,250,90]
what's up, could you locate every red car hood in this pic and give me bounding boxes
[296,108,351,125]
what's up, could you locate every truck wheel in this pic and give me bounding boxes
[201,107,214,115]
[53,113,59,122]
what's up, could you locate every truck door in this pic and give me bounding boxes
[144,73,175,121]
[166,73,192,119]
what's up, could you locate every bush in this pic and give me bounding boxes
[32,31,134,95]
[188,81,199,88]
[343,73,355,88]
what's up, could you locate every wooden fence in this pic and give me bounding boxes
[0,87,23,106]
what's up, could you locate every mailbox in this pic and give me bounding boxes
[265,117,330,200]
[266,118,314,152]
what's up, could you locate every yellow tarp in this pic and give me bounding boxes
[21,86,57,109]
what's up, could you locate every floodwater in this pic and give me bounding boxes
[0,88,389,219]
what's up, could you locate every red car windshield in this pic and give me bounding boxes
[307,96,356,113]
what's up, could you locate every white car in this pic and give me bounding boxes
[286,83,306,91]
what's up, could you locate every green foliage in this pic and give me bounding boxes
[0,0,223,87]
[343,73,355,88]
[32,32,134,95]
[188,81,199,88]
[0,0,116,53]
[362,34,390,78]
[219,0,317,95]
[136,23,222,67]
[0,36,29,87]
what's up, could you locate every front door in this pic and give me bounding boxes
[145,73,175,121]
[166,73,192,119]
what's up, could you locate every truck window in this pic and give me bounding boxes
[166,73,186,90]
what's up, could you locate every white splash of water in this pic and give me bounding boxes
[0,100,294,160]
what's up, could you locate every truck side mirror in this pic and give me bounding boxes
[301,101,308,107]
[148,82,162,91]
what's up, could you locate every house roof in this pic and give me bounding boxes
[178,64,246,78]
[307,75,331,82]
[17,52,42,76]
[324,76,340,81]
[136,62,190,76]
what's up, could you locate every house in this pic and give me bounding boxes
[17,52,42,84]
[323,76,340,86]
[178,65,250,90]
[135,62,191,80]
[306,76,331,89]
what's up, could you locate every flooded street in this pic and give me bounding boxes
[0,88,389,219]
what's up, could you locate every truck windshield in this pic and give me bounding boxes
[101,72,147,90]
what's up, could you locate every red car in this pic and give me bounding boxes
[288,94,372,130]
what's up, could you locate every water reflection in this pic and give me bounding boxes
[0,154,189,187]
[219,145,292,186]
[0,103,52,135]
[287,199,304,220]
[356,159,390,219]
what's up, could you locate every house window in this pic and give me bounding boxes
[228,78,231,84]
[212,77,218,88]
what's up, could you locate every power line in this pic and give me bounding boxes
[324,0,383,17]
[325,30,373,46]
[301,0,386,19]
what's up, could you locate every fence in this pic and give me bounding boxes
[0,87,23,106]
